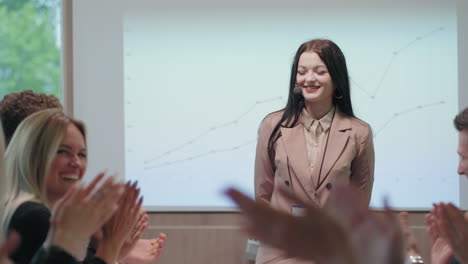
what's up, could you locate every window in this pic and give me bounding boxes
[0,0,62,100]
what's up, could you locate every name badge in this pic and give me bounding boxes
[291,204,306,216]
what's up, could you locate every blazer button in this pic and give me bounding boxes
[285,180,290,186]
[326,183,332,190]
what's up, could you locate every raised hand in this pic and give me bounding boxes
[225,187,357,264]
[426,212,453,264]
[96,181,143,264]
[123,233,167,264]
[47,172,124,260]
[227,183,404,264]
[433,203,468,263]
[118,210,149,261]
[325,184,404,264]
[132,210,149,241]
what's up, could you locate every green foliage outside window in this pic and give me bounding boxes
[0,0,61,100]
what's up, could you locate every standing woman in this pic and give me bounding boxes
[254,39,375,264]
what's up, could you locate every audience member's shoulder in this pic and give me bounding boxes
[11,201,51,225]
[9,201,52,264]
[15,201,50,215]
[9,201,51,239]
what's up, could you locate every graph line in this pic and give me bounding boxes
[143,96,283,165]
[353,27,445,99]
[144,139,256,169]
[373,100,445,138]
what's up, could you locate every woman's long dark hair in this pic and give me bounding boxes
[267,39,355,167]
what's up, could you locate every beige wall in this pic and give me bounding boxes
[146,211,432,264]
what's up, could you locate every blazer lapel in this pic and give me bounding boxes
[280,125,315,196]
[315,110,351,183]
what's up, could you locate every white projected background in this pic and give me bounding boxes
[124,6,458,209]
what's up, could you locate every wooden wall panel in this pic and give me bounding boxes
[145,212,433,264]
[145,213,249,264]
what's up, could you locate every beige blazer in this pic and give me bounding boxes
[254,109,375,264]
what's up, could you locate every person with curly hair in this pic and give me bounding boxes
[0,90,61,145]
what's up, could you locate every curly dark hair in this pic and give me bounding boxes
[454,107,468,132]
[0,90,62,145]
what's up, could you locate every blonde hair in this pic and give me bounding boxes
[1,109,86,232]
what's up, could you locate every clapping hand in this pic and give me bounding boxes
[326,185,403,264]
[433,203,468,263]
[225,187,357,264]
[123,233,167,264]
[118,210,149,261]
[96,181,142,264]
[47,172,124,260]
[426,212,454,264]
[226,184,404,264]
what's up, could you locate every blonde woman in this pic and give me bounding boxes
[2,109,141,264]
[0,90,166,264]
[2,109,86,263]
[0,115,125,264]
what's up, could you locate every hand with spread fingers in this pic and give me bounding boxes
[133,210,150,241]
[325,184,404,264]
[118,209,149,261]
[95,181,143,264]
[225,187,357,264]
[433,203,468,263]
[0,232,20,264]
[426,212,454,264]
[123,233,167,264]
[46,172,124,261]
[226,183,404,264]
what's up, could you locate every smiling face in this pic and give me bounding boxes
[296,51,334,111]
[46,123,87,201]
